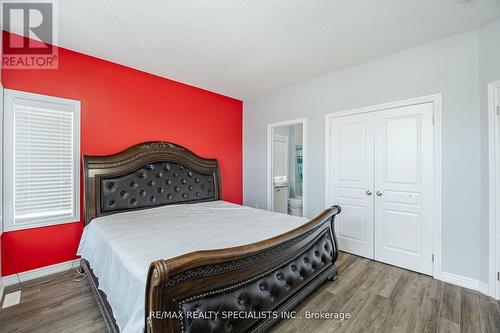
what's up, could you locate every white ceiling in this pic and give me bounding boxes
[22,1,500,99]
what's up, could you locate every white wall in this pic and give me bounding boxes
[244,30,486,282]
[479,17,500,283]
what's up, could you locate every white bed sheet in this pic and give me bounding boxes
[77,200,308,333]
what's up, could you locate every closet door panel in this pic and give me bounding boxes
[329,113,374,258]
[373,103,434,275]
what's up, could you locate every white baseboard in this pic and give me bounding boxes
[435,271,490,296]
[478,281,490,296]
[2,259,79,287]
[0,281,4,301]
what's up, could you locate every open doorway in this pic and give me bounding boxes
[267,118,307,217]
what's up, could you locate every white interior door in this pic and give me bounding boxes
[272,134,289,212]
[329,113,374,258]
[373,103,434,275]
[273,134,288,184]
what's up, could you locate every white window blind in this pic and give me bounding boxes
[4,90,80,231]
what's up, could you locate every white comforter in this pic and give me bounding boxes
[77,200,308,333]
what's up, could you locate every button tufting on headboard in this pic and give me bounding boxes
[101,161,215,212]
[83,141,221,225]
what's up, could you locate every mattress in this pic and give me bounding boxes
[77,200,308,333]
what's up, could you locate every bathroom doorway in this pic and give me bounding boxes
[267,118,306,217]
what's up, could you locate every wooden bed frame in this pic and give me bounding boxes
[81,141,341,333]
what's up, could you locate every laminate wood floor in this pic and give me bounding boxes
[1,252,499,333]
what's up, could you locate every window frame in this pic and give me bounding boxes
[3,89,81,231]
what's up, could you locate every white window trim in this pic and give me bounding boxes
[3,89,80,232]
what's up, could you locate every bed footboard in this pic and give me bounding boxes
[145,205,341,333]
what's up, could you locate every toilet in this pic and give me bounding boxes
[288,197,303,216]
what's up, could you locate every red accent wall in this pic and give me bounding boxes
[1,32,242,276]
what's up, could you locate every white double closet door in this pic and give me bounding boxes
[329,102,434,275]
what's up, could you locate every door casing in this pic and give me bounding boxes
[488,80,500,300]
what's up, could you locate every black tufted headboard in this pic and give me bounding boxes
[83,142,221,225]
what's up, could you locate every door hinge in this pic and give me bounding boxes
[496,105,500,116]
[497,271,499,281]
[431,254,435,262]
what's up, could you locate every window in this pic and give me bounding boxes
[3,89,80,231]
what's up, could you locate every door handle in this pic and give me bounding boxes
[366,190,372,196]
[376,191,383,196]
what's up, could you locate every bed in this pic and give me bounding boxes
[78,141,341,333]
